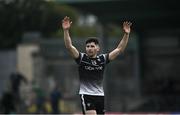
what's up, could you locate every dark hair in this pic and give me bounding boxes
[85,37,99,45]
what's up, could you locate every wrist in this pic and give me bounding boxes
[124,32,130,35]
[63,28,69,31]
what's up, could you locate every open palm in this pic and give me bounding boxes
[123,21,132,34]
[62,16,72,30]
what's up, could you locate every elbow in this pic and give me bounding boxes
[120,49,124,53]
[119,46,127,53]
[117,48,124,54]
[65,44,73,50]
[65,45,71,49]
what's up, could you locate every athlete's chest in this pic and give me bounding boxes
[80,56,105,71]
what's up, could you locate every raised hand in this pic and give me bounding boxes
[62,16,72,30]
[123,21,132,34]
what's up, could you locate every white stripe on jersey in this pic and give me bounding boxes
[102,54,106,62]
[80,53,85,64]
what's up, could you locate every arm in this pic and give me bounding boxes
[62,16,79,58]
[109,21,132,61]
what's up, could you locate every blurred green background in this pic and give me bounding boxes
[0,0,180,114]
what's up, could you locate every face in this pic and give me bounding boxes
[86,42,100,58]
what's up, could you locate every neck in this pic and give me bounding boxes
[89,54,97,58]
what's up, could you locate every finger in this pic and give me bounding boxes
[124,21,132,26]
[129,22,132,26]
[65,16,69,19]
[128,22,132,26]
[62,19,65,23]
[123,21,128,26]
[123,22,126,26]
[62,18,67,24]
[62,17,66,21]
[63,17,70,24]
[64,16,69,21]
[67,16,71,21]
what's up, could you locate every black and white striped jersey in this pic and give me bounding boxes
[75,52,110,96]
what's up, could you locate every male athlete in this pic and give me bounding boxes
[62,16,132,115]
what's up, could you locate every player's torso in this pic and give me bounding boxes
[78,53,107,95]
[78,54,106,80]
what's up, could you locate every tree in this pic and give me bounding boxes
[0,0,78,49]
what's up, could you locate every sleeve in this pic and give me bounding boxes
[102,53,110,64]
[106,53,110,64]
[74,52,83,65]
[105,53,110,64]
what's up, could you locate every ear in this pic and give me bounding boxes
[97,45,100,52]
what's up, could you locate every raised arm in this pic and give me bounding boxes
[62,16,79,58]
[109,21,132,61]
